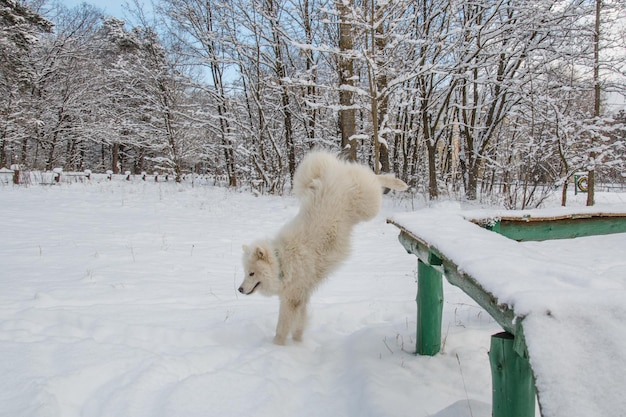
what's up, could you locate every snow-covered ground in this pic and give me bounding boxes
[1,181,624,417]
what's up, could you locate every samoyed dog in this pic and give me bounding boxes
[238,150,408,345]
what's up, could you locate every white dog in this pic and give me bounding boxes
[238,150,408,345]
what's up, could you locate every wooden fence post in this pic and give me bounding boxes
[416,253,443,355]
[53,167,62,183]
[11,164,20,185]
[489,332,536,417]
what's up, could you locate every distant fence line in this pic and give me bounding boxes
[1,167,624,195]
[0,167,230,186]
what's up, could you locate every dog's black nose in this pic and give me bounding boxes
[238,287,244,294]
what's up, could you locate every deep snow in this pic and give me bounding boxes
[1,180,624,417]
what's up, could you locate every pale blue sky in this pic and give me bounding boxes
[61,0,129,19]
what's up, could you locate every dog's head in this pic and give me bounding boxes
[239,241,282,296]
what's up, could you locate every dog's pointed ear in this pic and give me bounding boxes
[242,244,250,254]
[255,246,267,261]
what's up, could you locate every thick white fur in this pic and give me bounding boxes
[238,150,408,345]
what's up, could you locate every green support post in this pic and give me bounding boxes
[416,255,443,356]
[489,332,536,417]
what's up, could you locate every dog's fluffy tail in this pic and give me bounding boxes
[377,174,408,191]
[293,150,408,201]
[292,150,336,200]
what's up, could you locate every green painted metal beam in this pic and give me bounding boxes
[484,215,626,242]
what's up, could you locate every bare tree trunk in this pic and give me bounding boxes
[0,139,6,168]
[366,0,380,173]
[112,142,120,174]
[587,0,601,206]
[425,139,438,199]
[337,0,356,160]
[0,110,8,167]
[373,0,390,173]
[422,103,439,199]
[558,138,570,207]
[20,138,28,166]
[302,0,317,150]
[266,0,296,181]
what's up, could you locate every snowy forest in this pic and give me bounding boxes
[1,0,626,206]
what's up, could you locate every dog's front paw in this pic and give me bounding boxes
[273,335,286,345]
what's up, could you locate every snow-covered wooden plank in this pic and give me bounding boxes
[388,208,626,417]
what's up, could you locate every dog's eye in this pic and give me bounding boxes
[249,272,255,277]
